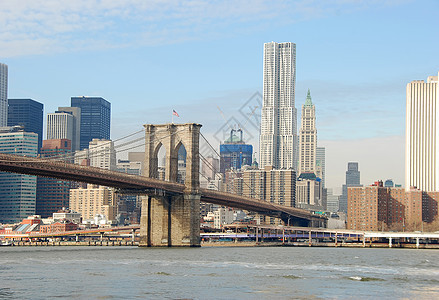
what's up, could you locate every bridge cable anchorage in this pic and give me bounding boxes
[199,132,262,201]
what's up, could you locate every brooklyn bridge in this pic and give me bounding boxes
[0,123,326,247]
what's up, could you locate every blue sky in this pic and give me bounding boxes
[1,0,438,191]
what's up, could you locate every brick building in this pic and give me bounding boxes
[348,181,437,231]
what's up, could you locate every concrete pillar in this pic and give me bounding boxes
[416,237,420,249]
[362,235,366,247]
[389,237,392,248]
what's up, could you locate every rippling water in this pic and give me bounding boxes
[1,246,439,299]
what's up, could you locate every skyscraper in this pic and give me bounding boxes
[220,129,253,176]
[53,106,81,151]
[405,72,439,191]
[259,42,297,170]
[0,127,38,224]
[298,89,316,175]
[71,96,111,150]
[0,63,7,127]
[47,112,74,145]
[316,147,326,188]
[339,162,361,213]
[7,99,44,151]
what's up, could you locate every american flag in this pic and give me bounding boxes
[172,110,179,117]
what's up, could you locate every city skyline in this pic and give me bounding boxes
[1,1,439,191]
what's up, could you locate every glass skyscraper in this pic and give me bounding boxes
[259,42,297,170]
[0,128,38,224]
[71,96,111,150]
[7,99,44,151]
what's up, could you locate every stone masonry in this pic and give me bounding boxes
[139,123,202,247]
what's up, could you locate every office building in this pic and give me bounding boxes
[49,107,81,151]
[7,99,44,151]
[405,72,439,191]
[0,127,38,224]
[259,42,297,170]
[220,129,252,177]
[36,139,72,218]
[0,63,7,127]
[47,112,74,145]
[326,189,340,213]
[298,89,317,175]
[339,162,361,213]
[71,96,110,150]
[316,147,326,187]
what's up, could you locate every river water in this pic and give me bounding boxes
[0,246,438,299]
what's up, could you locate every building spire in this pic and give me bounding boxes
[305,89,313,107]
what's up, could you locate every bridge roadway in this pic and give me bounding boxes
[0,153,324,224]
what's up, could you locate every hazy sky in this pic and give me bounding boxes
[1,0,438,192]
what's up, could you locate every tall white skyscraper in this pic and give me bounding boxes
[0,63,8,127]
[57,107,81,151]
[47,112,74,145]
[405,72,439,191]
[259,42,297,170]
[298,89,316,175]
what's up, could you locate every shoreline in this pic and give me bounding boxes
[3,240,439,249]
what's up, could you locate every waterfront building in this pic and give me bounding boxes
[52,209,81,224]
[0,127,38,224]
[213,207,234,229]
[298,90,317,175]
[36,139,72,218]
[0,63,7,127]
[347,181,428,231]
[405,72,439,191]
[48,107,81,151]
[71,96,111,150]
[7,98,44,151]
[259,41,297,170]
[40,221,78,234]
[69,184,117,222]
[220,129,252,177]
[339,162,361,213]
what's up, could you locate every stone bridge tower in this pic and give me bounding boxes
[139,123,202,247]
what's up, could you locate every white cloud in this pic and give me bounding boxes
[0,0,403,57]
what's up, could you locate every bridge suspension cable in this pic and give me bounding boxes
[199,132,262,200]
